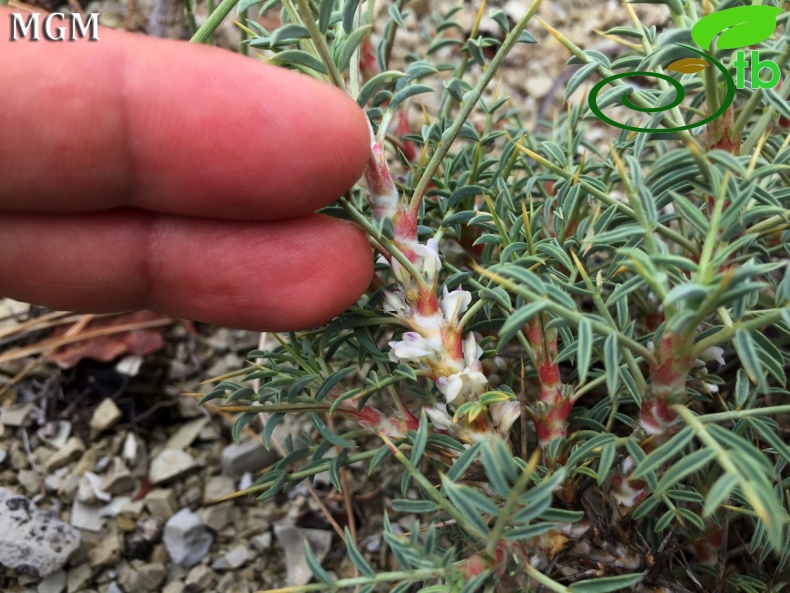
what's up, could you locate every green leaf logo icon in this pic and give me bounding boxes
[691,5,782,51]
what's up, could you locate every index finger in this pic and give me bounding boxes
[0,7,369,220]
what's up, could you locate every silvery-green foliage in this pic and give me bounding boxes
[198,0,790,591]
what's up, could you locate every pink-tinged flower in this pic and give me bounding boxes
[441,286,472,326]
[435,335,487,403]
[489,401,521,436]
[388,332,436,363]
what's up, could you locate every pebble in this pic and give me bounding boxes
[251,532,272,552]
[150,449,197,485]
[88,530,123,568]
[89,398,123,434]
[37,421,72,449]
[66,564,92,592]
[220,439,277,477]
[45,437,85,472]
[1,402,35,427]
[185,564,214,589]
[17,469,41,495]
[273,521,333,586]
[37,569,66,593]
[198,502,234,532]
[165,418,208,450]
[162,580,186,593]
[211,544,250,570]
[118,561,167,593]
[144,488,178,519]
[100,457,136,495]
[163,508,214,567]
[203,475,235,503]
[77,472,112,504]
[70,499,105,532]
[0,488,81,578]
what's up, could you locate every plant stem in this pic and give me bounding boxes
[190,0,238,43]
[407,0,545,215]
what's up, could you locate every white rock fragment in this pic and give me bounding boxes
[212,544,250,570]
[45,437,85,472]
[144,488,178,519]
[221,439,277,477]
[37,569,66,593]
[0,488,81,577]
[89,398,123,434]
[165,418,208,450]
[163,509,214,567]
[1,402,35,427]
[273,521,333,586]
[150,449,197,485]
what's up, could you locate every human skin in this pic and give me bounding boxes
[0,6,373,331]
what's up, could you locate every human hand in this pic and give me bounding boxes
[0,7,372,331]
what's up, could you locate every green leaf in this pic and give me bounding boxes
[345,527,374,575]
[498,302,547,350]
[576,318,593,384]
[315,367,355,402]
[410,410,428,466]
[733,328,767,390]
[304,540,333,584]
[703,472,738,516]
[691,5,782,51]
[597,442,616,486]
[569,573,644,593]
[269,50,328,74]
[603,333,620,397]
[335,25,373,71]
[357,70,407,106]
[390,84,434,112]
[318,0,333,33]
[232,412,256,442]
[446,441,483,481]
[262,412,285,449]
[631,427,693,480]
[654,448,716,495]
[503,522,555,540]
[390,499,438,513]
[342,0,361,33]
[310,413,354,448]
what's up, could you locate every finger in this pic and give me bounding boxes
[0,7,369,220]
[0,210,373,331]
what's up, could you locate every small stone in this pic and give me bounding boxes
[37,569,66,593]
[163,508,213,567]
[125,516,163,560]
[197,503,233,532]
[251,532,272,552]
[17,469,41,495]
[66,564,92,593]
[77,473,111,505]
[198,424,220,442]
[37,421,72,449]
[89,398,123,434]
[165,418,208,450]
[121,433,139,466]
[221,439,277,477]
[45,437,85,472]
[44,466,71,494]
[162,581,185,593]
[203,475,235,504]
[100,458,136,495]
[88,530,123,568]
[273,521,333,586]
[150,449,197,485]
[144,488,178,519]
[0,488,81,578]
[70,499,105,532]
[1,402,34,427]
[10,441,29,470]
[211,544,250,570]
[118,561,166,593]
[120,499,145,517]
[185,564,213,590]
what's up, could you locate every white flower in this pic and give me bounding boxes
[463,332,483,369]
[382,290,407,315]
[699,346,725,366]
[705,382,719,394]
[436,368,487,404]
[490,401,521,435]
[388,332,436,363]
[424,403,454,431]
[441,286,471,326]
[413,238,442,278]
